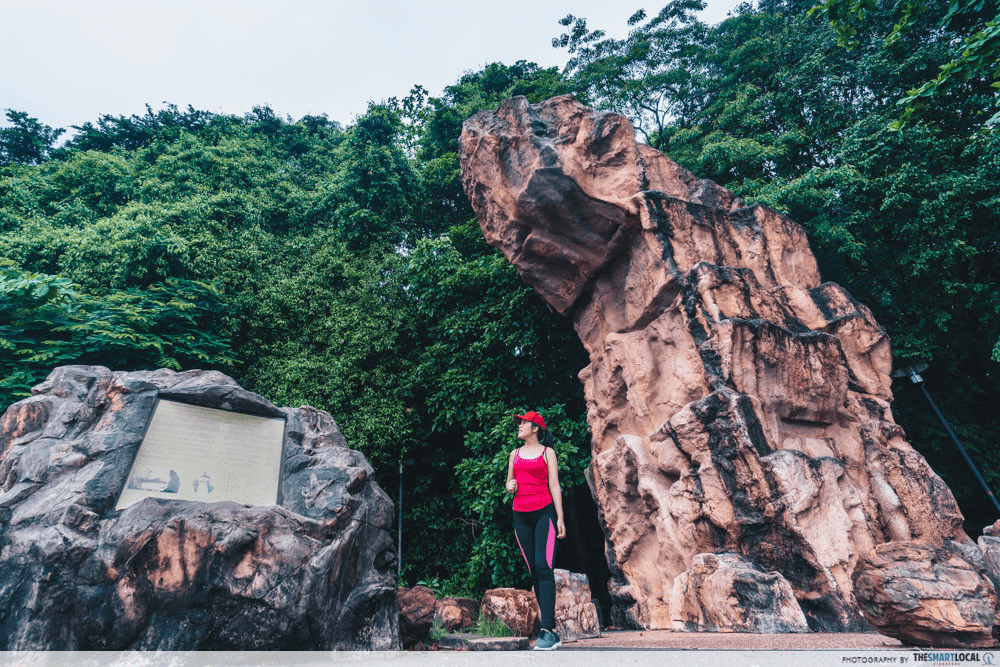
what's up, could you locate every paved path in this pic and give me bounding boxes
[566,629,906,650]
[8,637,995,667]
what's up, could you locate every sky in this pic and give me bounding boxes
[1,0,747,133]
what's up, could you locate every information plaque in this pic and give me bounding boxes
[116,399,286,511]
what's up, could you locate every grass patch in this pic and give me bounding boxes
[474,614,514,638]
[428,618,449,644]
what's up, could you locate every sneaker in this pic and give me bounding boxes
[532,629,562,651]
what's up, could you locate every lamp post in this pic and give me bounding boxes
[397,457,413,580]
[398,460,402,580]
[892,364,1000,516]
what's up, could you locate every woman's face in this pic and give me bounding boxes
[516,418,536,440]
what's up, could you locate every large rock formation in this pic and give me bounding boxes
[0,365,399,650]
[459,95,968,632]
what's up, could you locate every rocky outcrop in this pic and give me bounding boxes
[0,365,398,650]
[853,540,1000,647]
[669,552,809,633]
[403,570,598,648]
[459,95,968,631]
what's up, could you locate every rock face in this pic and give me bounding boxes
[459,95,968,631]
[669,552,809,633]
[0,365,399,650]
[853,540,1000,647]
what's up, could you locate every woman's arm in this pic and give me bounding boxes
[545,447,566,539]
[505,449,518,494]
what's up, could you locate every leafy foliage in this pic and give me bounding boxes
[0,265,234,408]
[0,110,65,166]
[809,0,1000,128]
[555,0,712,143]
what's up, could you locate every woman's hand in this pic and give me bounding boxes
[506,479,518,494]
[556,517,566,539]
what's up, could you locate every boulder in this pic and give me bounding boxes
[554,569,601,641]
[460,95,968,632]
[0,365,399,650]
[853,540,1000,648]
[978,521,1000,594]
[434,596,479,632]
[397,585,437,649]
[480,588,539,638]
[669,552,809,633]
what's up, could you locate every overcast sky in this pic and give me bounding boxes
[2,0,747,132]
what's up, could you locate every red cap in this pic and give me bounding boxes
[514,411,546,430]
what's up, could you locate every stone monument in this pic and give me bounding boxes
[0,365,399,650]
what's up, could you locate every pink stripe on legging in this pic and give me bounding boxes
[546,520,556,569]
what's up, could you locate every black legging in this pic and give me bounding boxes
[513,503,558,631]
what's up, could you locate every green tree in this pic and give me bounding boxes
[809,0,1000,127]
[555,0,711,144]
[397,228,591,592]
[62,103,227,154]
[241,234,419,474]
[0,110,64,166]
[0,265,234,410]
[314,103,425,250]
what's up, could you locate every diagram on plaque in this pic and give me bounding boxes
[116,399,286,510]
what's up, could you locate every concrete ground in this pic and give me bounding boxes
[7,632,981,667]
[565,629,906,650]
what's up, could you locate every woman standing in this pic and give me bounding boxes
[505,410,565,651]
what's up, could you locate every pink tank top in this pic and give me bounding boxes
[512,448,551,512]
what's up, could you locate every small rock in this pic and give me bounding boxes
[397,585,436,649]
[554,569,601,641]
[434,596,479,632]
[480,588,539,638]
[437,632,479,651]
[468,636,530,651]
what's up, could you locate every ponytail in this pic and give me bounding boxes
[539,427,553,447]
